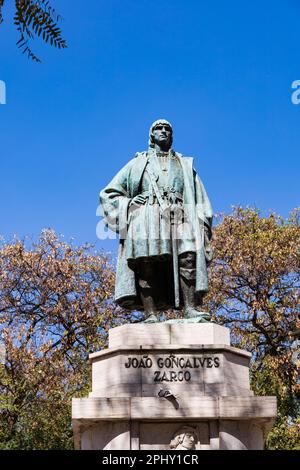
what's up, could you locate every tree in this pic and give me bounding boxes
[0,209,299,449]
[0,230,130,449]
[203,207,300,449]
[0,0,67,62]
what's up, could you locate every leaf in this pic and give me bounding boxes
[13,0,67,62]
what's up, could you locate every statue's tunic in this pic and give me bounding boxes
[100,149,213,310]
[125,152,195,265]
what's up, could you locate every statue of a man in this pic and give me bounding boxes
[100,119,213,322]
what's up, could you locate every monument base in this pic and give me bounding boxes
[72,323,276,450]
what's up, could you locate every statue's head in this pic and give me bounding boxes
[148,119,173,151]
[169,426,198,450]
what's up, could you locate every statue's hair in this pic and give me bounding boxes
[148,119,173,148]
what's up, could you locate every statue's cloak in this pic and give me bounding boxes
[100,151,213,310]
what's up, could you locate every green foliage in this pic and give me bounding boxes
[251,361,300,449]
[205,207,300,450]
[0,397,75,450]
[0,231,130,450]
[265,417,300,450]
[0,0,67,62]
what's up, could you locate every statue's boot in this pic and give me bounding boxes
[138,262,160,323]
[144,313,160,323]
[140,287,160,323]
[180,264,211,323]
[184,306,211,322]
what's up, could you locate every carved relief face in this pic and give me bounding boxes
[152,124,172,150]
[182,432,196,449]
[170,426,198,450]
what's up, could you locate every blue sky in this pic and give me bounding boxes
[0,0,299,254]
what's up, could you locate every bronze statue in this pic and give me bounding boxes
[100,119,213,323]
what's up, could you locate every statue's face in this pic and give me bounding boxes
[182,432,196,449]
[152,124,172,150]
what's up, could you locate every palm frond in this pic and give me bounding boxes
[0,0,5,25]
[14,0,67,62]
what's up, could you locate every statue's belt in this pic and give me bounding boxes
[139,189,183,204]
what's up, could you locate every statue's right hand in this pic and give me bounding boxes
[130,195,147,206]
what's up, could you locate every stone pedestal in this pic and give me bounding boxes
[72,323,277,450]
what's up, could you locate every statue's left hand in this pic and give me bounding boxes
[130,195,147,207]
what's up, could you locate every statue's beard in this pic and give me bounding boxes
[154,138,172,151]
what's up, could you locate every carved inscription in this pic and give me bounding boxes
[124,353,220,383]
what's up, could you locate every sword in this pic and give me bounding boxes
[171,206,180,308]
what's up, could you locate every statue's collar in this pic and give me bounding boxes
[147,148,176,158]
